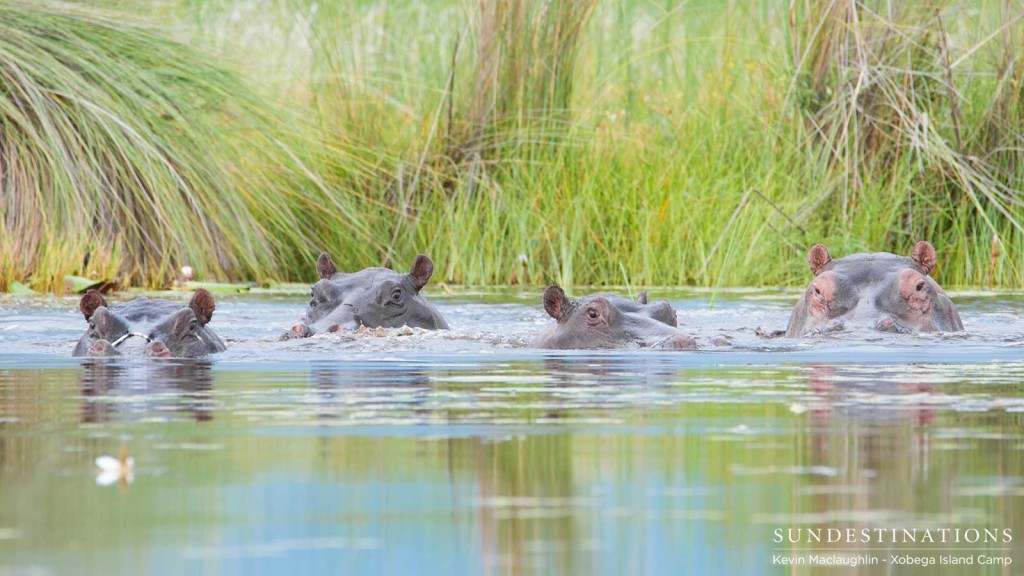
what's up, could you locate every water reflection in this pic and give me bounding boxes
[763,364,1024,573]
[0,349,1023,574]
[79,359,215,423]
[465,435,587,576]
[541,356,680,386]
[310,365,430,421]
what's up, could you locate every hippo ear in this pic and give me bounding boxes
[316,252,338,279]
[408,255,434,292]
[189,288,216,326]
[807,244,832,276]
[636,291,649,304]
[911,241,937,275]
[543,285,571,322]
[79,289,107,320]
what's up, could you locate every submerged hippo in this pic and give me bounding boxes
[73,289,227,358]
[532,285,697,350]
[282,252,449,339]
[786,241,963,337]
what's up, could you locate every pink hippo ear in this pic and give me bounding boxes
[189,288,216,326]
[316,252,339,279]
[79,289,107,320]
[543,285,571,322]
[807,244,832,276]
[912,241,937,275]
[408,255,435,292]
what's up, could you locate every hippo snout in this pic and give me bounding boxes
[87,340,118,357]
[876,317,911,334]
[280,324,312,341]
[145,341,173,358]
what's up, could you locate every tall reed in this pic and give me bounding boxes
[4,0,1022,290]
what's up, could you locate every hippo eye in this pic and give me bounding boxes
[813,287,821,296]
[188,319,198,333]
[391,288,402,302]
[88,321,95,330]
[587,307,599,319]
[916,281,925,292]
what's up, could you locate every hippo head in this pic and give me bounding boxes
[147,290,219,357]
[74,289,225,358]
[283,252,449,338]
[785,241,964,337]
[532,285,692,350]
[77,292,129,357]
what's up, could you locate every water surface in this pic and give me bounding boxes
[1,289,1023,575]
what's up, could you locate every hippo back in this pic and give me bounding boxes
[592,293,678,327]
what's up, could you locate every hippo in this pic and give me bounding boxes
[785,241,963,337]
[73,289,227,358]
[282,252,449,339]
[531,285,697,350]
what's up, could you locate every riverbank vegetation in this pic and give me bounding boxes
[2,0,1022,291]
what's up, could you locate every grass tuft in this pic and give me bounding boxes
[0,2,371,290]
[3,0,1023,290]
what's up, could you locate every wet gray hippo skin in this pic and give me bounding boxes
[786,241,964,337]
[282,253,449,339]
[73,289,227,358]
[532,285,697,350]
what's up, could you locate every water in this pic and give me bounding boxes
[2,288,1024,575]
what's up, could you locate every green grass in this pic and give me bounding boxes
[2,0,1023,291]
[0,1,377,290]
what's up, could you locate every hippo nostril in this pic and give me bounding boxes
[146,342,172,358]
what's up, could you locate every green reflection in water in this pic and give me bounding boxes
[0,358,1023,575]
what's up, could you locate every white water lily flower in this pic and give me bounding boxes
[95,454,134,486]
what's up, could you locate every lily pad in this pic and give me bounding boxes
[64,275,105,294]
[248,283,311,296]
[182,281,252,295]
[7,282,35,295]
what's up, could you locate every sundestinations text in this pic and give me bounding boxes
[774,528,1012,544]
